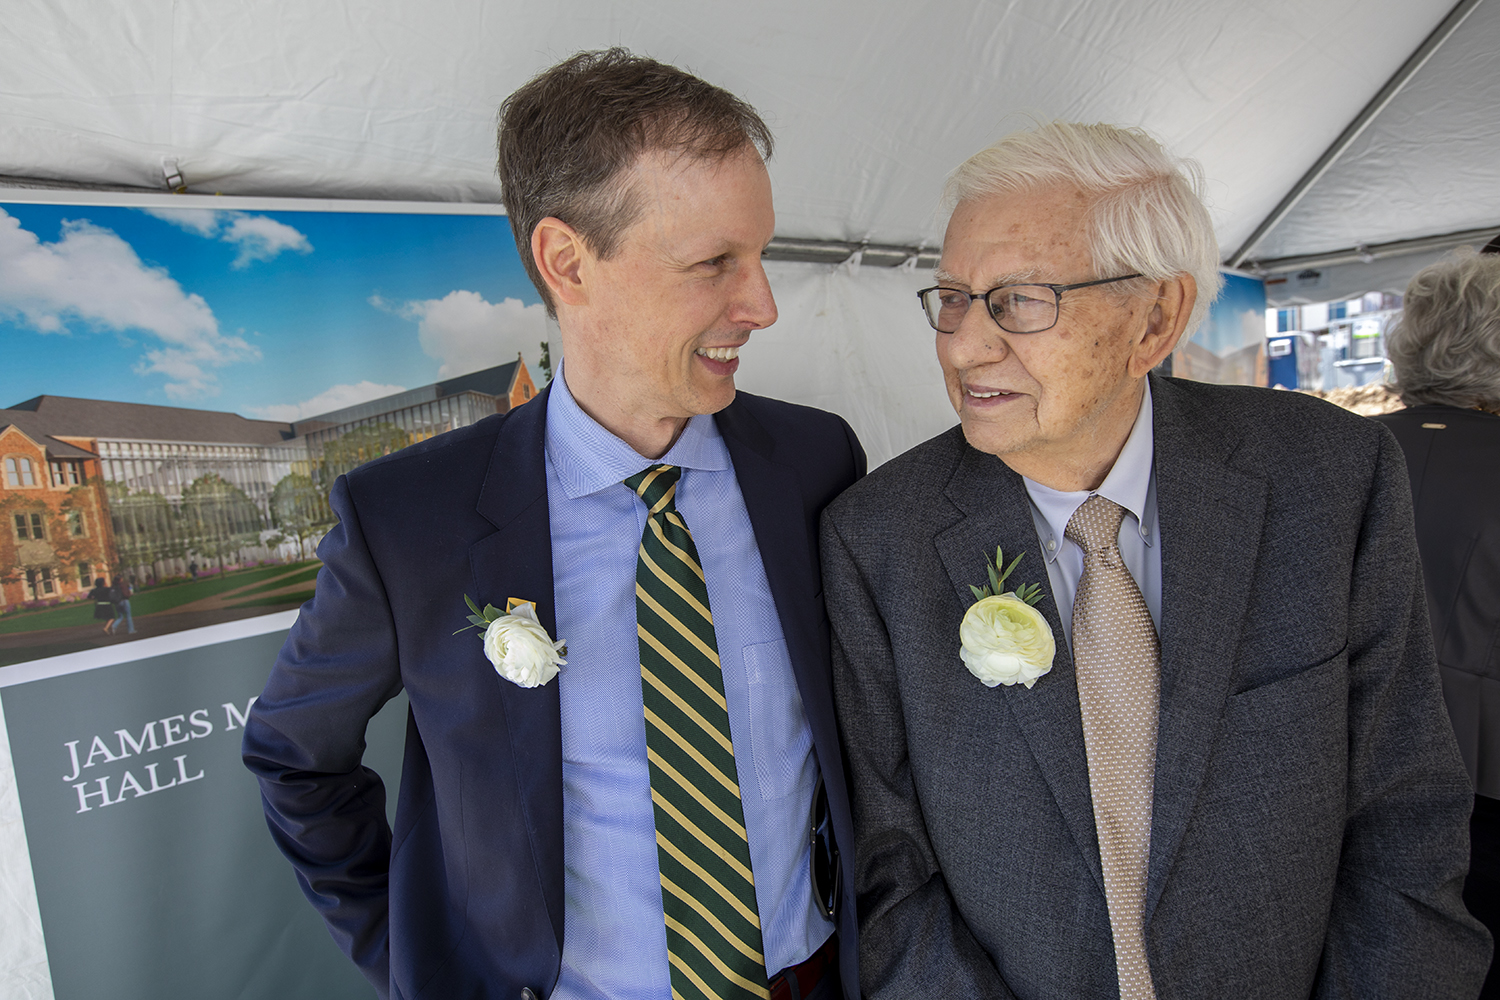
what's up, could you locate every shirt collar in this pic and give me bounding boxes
[1024,379,1156,563]
[544,361,730,500]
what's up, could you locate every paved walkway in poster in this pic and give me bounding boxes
[0,568,317,667]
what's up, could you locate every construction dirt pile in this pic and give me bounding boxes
[1295,384,1404,416]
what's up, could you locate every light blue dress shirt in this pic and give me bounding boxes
[1024,381,1162,647]
[544,366,832,1000]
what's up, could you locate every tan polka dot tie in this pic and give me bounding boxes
[1066,495,1159,1000]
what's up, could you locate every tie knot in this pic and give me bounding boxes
[625,464,681,515]
[1064,494,1127,556]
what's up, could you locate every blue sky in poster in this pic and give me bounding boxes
[1191,272,1268,358]
[0,202,548,421]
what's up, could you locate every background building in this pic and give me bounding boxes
[0,358,535,608]
[1267,291,1404,391]
[0,413,116,609]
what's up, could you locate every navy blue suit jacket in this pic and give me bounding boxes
[243,385,865,1000]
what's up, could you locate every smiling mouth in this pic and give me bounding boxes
[966,387,1016,399]
[696,346,740,361]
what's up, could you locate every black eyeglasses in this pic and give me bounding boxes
[917,273,1144,334]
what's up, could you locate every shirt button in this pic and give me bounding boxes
[1046,539,1057,552]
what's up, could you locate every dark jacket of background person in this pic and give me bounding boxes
[1374,405,1500,792]
[88,580,114,619]
[1374,242,1500,998]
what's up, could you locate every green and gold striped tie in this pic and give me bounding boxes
[625,464,770,1000]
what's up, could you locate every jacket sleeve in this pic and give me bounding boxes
[241,474,404,997]
[821,511,1017,1000]
[1314,427,1492,997]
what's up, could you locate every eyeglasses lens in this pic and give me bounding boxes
[922,285,1061,333]
[989,286,1059,333]
[925,289,971,333]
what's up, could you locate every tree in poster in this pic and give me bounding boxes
[270,472,332,560]
[179,472,264,572]
[318,422,411,483]
[106,481,186,580]
[47,486,108,588]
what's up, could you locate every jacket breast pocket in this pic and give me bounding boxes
[1224,647,1349,731]
[744,638,814,802]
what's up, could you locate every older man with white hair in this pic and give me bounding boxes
[822,121,1489,999]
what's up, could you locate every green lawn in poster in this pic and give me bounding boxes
[2,626,408,1000]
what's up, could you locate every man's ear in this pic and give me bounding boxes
[532,217,589,308]
[1129,273,1197,377]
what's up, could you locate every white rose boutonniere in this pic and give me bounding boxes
[959,547,1055,689]
[457,595,567,688]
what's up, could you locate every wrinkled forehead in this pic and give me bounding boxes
[936,185,1095,287]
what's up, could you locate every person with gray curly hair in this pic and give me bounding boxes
[823,120,1488,999]
[1385,248,1500,414]
[1376,245,1500,999]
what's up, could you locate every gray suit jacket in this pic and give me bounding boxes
[823,375,1489,999]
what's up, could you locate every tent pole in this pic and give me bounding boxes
[1226,0,1486,269]
[1249,223,1500,273]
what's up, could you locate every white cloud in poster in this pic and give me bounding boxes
[375,290,548,378]
[1196,307,1268,357]
[0,208,258,398]
[221,214,313,268]
[141,207,313,268]
[248,381,409,422]
[141,207,222,237]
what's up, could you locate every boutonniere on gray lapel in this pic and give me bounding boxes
[959,546,1056,690]
[456,595,567,688]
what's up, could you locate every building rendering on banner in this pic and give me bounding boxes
[0,358,536,610]
[0,410,118,609]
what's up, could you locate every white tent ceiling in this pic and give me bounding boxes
[4,0,1497,269]
[3,0,1499,464]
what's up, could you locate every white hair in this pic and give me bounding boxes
[944,121,1224,336]
[1387,247,1500,411]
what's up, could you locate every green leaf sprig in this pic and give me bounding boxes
[969,546,1045,606]
[455,593,505,635]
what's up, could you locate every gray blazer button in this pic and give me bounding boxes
[520,990,538,1000]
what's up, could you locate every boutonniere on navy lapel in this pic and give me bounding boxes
[959,546,1056,689]
[456,595,567,688]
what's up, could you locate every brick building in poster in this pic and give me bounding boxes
[0,358,537,611]
[0,411,117,609]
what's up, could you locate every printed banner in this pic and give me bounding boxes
[1171,272,1269,386]
[0,191,543,997]
[1,621,408,999]
[1,192,544,664]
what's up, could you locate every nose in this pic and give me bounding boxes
[734,258,778,330]
[944,296,1009,367]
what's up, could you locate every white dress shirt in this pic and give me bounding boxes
[1024,381,1162,646]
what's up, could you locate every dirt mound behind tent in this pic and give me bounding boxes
[1296,384,1404,416]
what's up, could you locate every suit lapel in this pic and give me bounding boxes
[933,445,1104,894]
[715,401,827,730]
[468,387,565,952]
[1143,378,1268,923]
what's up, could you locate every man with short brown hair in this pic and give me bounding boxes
[245,49,861,1000]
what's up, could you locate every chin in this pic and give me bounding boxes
[960,418,1024,457]
[687,382,737,415]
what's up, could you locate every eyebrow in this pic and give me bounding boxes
[932,266,1046,288]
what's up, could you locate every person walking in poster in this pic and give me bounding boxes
[88,577,116,634]
[112,577,136,634]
